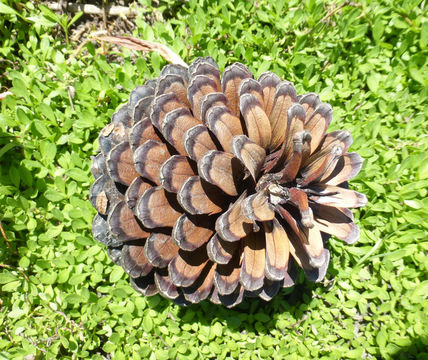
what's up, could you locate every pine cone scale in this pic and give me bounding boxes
[264,218,290,282]
[107,142,139,186]
[150,92,186,131]
[122,244,153,278]
[197,150,244,196]
[134,140,171,185]
[214,253,241,295]
[145,232,178,268]
[305,103,333,153]
[240,230,266,292]
[182,261,217,303]
[154,270,179,300]
[207,234,238,265]
[231,135,266,180]
[268,81,298,150]
[136,187,181,228]
[156,74,189,107]
[221,63,253,117]
[205,106,244,153]
[125,176,151,212]
[299,93,321,121]
[215,194,253,242]
[172,214,214,251]
[159,155,194,193]
[323,152,363,185]
[168,246,209,288]
[188,75,220,121]
[161,108,200,155]
[177,176,224,215]
[108,200,150,241]
[129,117,160,152]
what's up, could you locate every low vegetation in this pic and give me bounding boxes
[0,0,426,358]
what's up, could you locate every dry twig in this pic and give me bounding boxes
[46,2,137,16]
[67,86,75,111]
[95,35,188,67]
[0,91,12,100]
[0,220,15,253]
[0,263,30,283]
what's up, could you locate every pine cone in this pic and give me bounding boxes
[90,57,367,307]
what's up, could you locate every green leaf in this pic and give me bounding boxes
[46,224,64,238]
[38,103,56,122]
[40,141,57,164]
[211,322,223,337]
[44,188,66,202]
[11,78,29,99]
[2,280,21,292]
[0,2,18,15]
[38,4,61,23]
[143,316,153,332]
[0,272,18,284]
[69,273,88,286]
[66,168,89,182]
[102,342,116,353]
[421,21,428,48]
[65,294,84,304]
[364,181,385,194]
[109,267,124,282]
[372,18,384,43]
[69,12,83,28]
[39,272,57,285]
[33,121,52,137]
[376,328,387,350]
[27,15,56,27]
[0,141,19,160]
[367,72,380,93]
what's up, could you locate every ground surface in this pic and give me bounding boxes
[0,0,427,359]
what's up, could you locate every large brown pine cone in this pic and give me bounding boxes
[89,57,367,307]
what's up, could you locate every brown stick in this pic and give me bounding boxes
[0,91,12,100]
[95,35,188,67]
[0,220,14,253]
[0,263,30,284]
[67,86,75,111]
[46,2,137,16]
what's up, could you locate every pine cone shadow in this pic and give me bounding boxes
[390,336,428,360]
[174,276,319,334]
[0,134,25,264]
